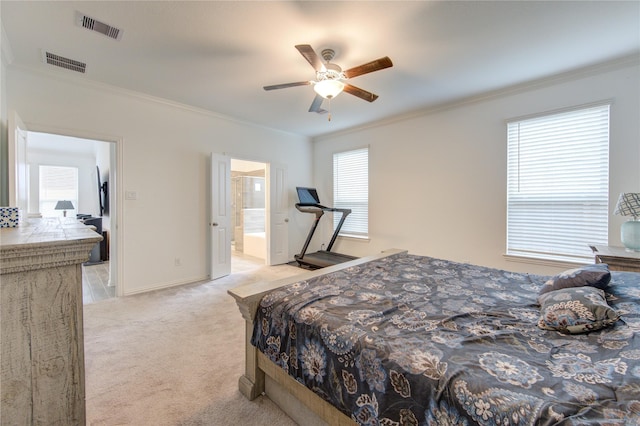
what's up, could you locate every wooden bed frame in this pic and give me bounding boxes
[228,249,406,425]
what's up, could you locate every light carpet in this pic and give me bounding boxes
[83,263,303,425]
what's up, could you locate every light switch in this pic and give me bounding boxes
[125,191,137,200]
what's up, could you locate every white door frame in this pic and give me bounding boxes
[9,120,125,297]
[7,111,28,211]
[210,154,289,276]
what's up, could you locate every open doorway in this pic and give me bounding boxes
[26,131,117,303]
[210,154,288,279]
[230,159,266,273]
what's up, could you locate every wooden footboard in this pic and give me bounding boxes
[228,249,406,424]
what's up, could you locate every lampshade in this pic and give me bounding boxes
[55,200,75,210]
[613,193,640,219]
[55,200,74,217]
[313,80,344,99]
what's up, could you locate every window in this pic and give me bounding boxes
[507,104,610,263]
[333,147,368,237]
[39,165,78,217]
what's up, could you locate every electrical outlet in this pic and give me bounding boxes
[174,257,181,266]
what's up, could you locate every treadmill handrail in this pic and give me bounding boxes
[295,203,352,214]
[326,206,350,251]
[295,202,352,258]
[295,203,323,259]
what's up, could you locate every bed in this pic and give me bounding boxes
[228,249,640,425]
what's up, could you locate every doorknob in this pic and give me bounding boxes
[285,218,289,223]
[211,222,219,226]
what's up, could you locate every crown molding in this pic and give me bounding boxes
[313,53,640,142]
[8,63,307,140]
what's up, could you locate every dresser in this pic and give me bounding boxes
[1,218,102,425]
[590,245,640,272]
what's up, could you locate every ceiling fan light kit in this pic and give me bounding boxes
[313,80,345,99]
[313,56,346,99]
[264,44,393,121]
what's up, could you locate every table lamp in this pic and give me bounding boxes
[55,200,74,217]
[613,193,640,252]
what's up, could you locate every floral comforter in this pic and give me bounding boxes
[251,253,640,425]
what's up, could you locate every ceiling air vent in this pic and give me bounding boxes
[76,12,122,40]
[42,51,87,74]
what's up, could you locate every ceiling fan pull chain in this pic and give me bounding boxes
[328,98,332,121]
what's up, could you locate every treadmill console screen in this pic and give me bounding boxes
[296,187,320,205]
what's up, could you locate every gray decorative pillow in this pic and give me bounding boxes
[538,286,619,334]
[538,264,611,296]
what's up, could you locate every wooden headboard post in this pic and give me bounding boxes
[238,309,265,400]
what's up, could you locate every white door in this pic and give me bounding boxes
[8,112,28,211]
[267,162,289,265]
[210,153,231,279]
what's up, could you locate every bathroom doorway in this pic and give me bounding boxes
[230,159,267,269]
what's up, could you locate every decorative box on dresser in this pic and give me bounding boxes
[590,245,640,272]
[1,217,102,426]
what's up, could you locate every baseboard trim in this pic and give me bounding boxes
[122,275,210,296]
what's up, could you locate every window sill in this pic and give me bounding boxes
[338,233,370,242]
[503,254,587,270]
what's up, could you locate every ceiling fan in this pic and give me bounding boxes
[263,44,393,118]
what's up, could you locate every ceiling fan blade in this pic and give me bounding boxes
[344,56,393,79]
[343,84,379,102]
[295,44,323,71]
[308,95,328,114]
[263,81,311,91]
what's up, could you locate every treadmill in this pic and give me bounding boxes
[294,187,357,269]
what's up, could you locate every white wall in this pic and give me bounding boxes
[313,61,640,275]
[7,68,313,295]
[6,60,638,290]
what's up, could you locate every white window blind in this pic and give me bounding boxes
[39,165,79,217]
[507,104,609,263]
[333,147,368,237]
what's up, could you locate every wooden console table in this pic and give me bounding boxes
[1,217,102,425]
[590,245,640,272]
